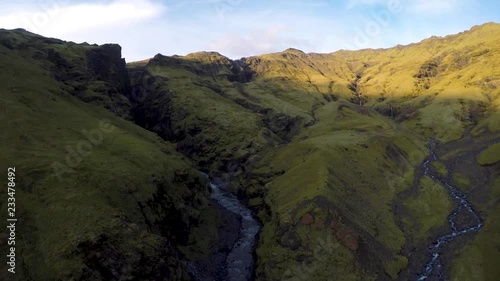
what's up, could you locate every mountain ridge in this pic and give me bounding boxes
[134,22,499,63]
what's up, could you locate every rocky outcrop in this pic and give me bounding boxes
[20,32,134,117]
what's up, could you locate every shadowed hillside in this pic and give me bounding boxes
[0,29,219,281]
[0,23,499,281]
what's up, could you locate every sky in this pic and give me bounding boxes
[0,0,499,62]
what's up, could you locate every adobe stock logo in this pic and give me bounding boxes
[351,0,404,49]
[213,0,243,21]
[51,68,159,181]
[21,0,70,33]
[51,119,116,181]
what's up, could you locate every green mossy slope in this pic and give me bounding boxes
[0,29,217,280]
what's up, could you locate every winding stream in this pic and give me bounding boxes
[188,173,261,281]
[209,181,261,281]
[416,140,483,280]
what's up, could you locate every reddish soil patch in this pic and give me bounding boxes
[301,213,314,225]
[330,220,360,251]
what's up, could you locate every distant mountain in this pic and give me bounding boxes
[0,23,499,281]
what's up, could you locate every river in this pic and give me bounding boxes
[189,175,261,281]
[209,181,261,281]
[416,139,483,280]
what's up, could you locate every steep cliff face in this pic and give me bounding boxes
[0,29,133,118]
[44,41,132,117]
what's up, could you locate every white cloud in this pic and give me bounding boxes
[205,10,344,59]
[0,0,167,37]
[209,25,294,58]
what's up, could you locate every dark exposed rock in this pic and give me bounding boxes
[38,42,133,117]
[231,58,256,83]
[76,233,190,281]
[277,223,302,250]
[263,112,302,141]
[415,60,439,78]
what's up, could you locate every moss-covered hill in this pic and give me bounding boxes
[1,22,499,281]
[0,29,218,280]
